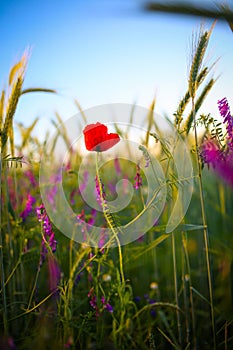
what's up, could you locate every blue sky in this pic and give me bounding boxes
[0,0,233,140]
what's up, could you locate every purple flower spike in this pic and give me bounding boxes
[95,175,106,204]
[201,140,220,165]
[101,295,113,313]
[200,98,233,188]
[20,194,36,222]
[134,296,141,302]
[36,204,57,265]
[87,209,97,226]
[105,303,113,313]
[48,256,61,295]
[133,165,143,190]
[25,170,37,187]
[218,97,233,148]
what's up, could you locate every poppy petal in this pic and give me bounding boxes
[83,122,120,152]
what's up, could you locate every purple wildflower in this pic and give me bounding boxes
[150,309,156,317]
[77,209,85,223]
[133,165,143,190]
[24,169,37,187]
[201,140,221,165]
[98,229,106,252]
[76,209,96,240]
[47,186,58,206]
[95,175,106,204]
[101,295,106,304]
[104,302,114,313]
[218,97,233,148]
[70,188,78,205]
[149,299,157,317]
[90,295,97,309]
[87,209,97,226]
[88,287,99,317]
[79,170,89,193]
[149,299,156,304]
[88,289,113,317]
[46,173,61,208]
[135,294,156,317]
[77,210,86,238]
[20,194,36,222]
[214,154,233,187]
[101,295,113,313]
[134,296,141,302]
[36,204,57,265]
[201,139,233,188]
[48,255,61,296]
[200,98,233,188]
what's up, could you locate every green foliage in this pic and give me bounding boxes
[144,2,233,32]
[1,26,233,349]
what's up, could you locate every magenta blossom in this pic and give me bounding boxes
[218,97,233,149]
[201,98,233,188]
[48,255,61,296]
[88,288,113,317]
[36,204,57,265]
[20,194,36,222]
[201,140,221,165]
[24,169,37,187]
[201,139,233,187]
[95,175,106,204]
[133,165,143,190]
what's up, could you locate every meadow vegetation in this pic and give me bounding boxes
[0,24,233,349]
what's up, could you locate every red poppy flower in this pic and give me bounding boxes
[83,122,120,152]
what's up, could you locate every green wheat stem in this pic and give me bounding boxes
[182,231,196,348]
[0,156,8,335]
[3,166,16,319]
[27,260,41,311]
[95,153,125,287]
[181,238,190,344]
[0,257,21,292]
[192,97,216,349]
[172,232,182,345]
[67,247,91,296]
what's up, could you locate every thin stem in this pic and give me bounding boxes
[95,153,125,286]
[27,262,41,311]
[192,98,216,349]
[3,166,16,323]
[172,232,182,345]
[0,157,8,335]
[182,231,196,348]
[181,236,190,344]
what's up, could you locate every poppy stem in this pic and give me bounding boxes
[95,153,125,286]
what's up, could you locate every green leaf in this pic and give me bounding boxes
[124,233,170,264]
[21,87,56,95]
[177,224,205,231]
[144,2,233,23]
